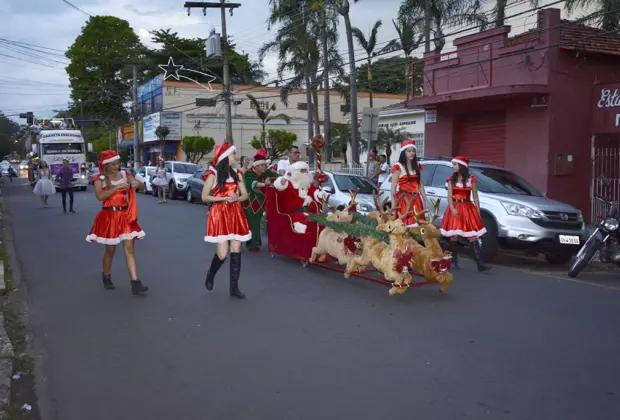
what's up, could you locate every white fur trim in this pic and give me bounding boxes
[400,144,416,152]
[252,159,270,167]
[274,177,289,191]
[289,161,309,173]
[440,227,487,238]
[406,223,419,228]
[451,158,468,167]
[293,222,307,234]
[313,188,323,202]
[102,155,120,165]
[86,230,145,245]
[204,232,252,243]
[216,145,236,165]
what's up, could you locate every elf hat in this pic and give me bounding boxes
[451,156,469,168]
[212,142,236,166]
[400,140,417,153]
[98,150,120,174]
[252,149,271,167]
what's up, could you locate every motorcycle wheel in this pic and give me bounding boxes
[568,236,602,278]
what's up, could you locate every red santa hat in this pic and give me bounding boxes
[252,149,271,167]
[451,155,469,168]
[400,140,417,153]
[98,150,120,175]
[212,142,236,166]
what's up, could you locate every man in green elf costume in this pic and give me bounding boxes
[242,149,280,252]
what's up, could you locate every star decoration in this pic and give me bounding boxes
[158,57,184,81]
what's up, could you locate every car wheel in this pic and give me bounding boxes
[544,252,573,265]
[169,181,177,199]
[187,189,193,202]
[480,214,499,262]
[80,186,87,191]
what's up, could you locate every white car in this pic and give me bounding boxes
[135,166,156,194]
[163,161,200,199]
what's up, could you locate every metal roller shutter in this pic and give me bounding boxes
[457,111,506,167]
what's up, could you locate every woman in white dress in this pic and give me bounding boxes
[33,161,56,208]
[151,158,168,203]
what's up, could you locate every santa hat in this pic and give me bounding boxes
[289,161,309,173]
[212,142,236,166]
[98,150,120,175]
[252,149,271,167]
[400,140,417,153]
[451,155,469,168]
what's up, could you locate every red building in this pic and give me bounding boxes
[407,8,620,222]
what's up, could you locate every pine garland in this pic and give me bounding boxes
[307,213,388,242]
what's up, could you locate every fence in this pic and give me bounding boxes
[591,138,620,223]
[309,162,366,176]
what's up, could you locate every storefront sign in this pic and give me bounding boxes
[120,124,134,141]
[143,112,160,143]
[160,112,182,140]
[592,84,620,133]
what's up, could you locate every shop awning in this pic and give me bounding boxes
[405,84,550,109]
[118,140,135,147]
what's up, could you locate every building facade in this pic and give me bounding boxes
[406,8,620,221]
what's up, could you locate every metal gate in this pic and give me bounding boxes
[457,111,506,167]
[591,134,620,223]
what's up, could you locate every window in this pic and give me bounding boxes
[410,132,424,158]
[420,164,435,186]
[471,167,544,196]
[172,163,199,174]
[193,169,206,179]
[250,101,270,110]
[312,174,334,192]
[430,164,453,188]
[333,174,377,194]
[143,100,152,115]
[196,98,216,107]
[42,143,84,155]
[297,102,308,111]
[153,94,163,113]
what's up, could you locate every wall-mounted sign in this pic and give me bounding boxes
[160,112,182,140]
[597,88,620,108]
[425,110,437,123]
[592,84,620,133]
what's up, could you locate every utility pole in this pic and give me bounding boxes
[132,64,140,171]
[424,0,431,53]
[184,1,241,144]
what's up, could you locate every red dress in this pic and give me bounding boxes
[440,176,487,238]
[204,168,251,243]
[392,162,426,227]
[86,172,145,245]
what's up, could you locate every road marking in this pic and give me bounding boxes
[501,265,620,291]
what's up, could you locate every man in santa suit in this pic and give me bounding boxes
[273,161,324,234]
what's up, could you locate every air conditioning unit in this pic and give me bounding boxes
[206,33,222,58]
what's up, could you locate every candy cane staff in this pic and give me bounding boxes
[391,140,429,227]
[201,143,251,299]
[85,150,149,294]
[439,156,490,272]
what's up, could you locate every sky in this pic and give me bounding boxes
[0,0,569,124]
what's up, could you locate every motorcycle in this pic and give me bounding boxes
[568,177,620,278]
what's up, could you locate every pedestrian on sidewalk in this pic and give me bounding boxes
[439,155,490,272]
[33,161,56,208]
[202,143,251,299]
[151,158,168,203]
[85,150,148,295]
[56,158,75,213]
[242,149,279,252]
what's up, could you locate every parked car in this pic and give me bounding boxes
[379,158,587,263]
[19,160,29,170]
[135,165,156,194]
[88,167,100,184]
[311,171,379,214]
[153,161,199,199]
[185,168,207,203]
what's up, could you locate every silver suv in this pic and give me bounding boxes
[380,158,587,264]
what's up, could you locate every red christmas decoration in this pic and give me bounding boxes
[392,247,414,273]
[343,236,362,254]
[312,135,329,185]
[429,251,453,273]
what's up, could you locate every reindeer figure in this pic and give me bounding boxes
[406,198,454,292]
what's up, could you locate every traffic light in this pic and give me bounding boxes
[19,112,34,125]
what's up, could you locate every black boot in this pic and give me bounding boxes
[471,240,491,272]
[131,280,148,295]
[450,241,460,270]
[205,254,226,291]
[229,253,245,299]
[102,273,115,290]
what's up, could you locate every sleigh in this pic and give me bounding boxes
[265,186,448,293]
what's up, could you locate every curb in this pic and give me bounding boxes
[0,194,14,416]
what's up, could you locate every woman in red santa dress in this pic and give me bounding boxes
[86,150,148,295]
[202,143,251,299]
[273,161,324,234]
[440,156,490,272]
[390,139,429,227]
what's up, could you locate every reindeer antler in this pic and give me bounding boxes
[346,188,361,211]
[430,198,442,222]
[321,193,337,213]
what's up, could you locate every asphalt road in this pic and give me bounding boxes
[3,179,620,420]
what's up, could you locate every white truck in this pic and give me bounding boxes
[34,122,89,191]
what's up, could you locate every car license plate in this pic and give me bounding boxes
[559,235,580,245]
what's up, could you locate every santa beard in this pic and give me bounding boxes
[291,171,311,190]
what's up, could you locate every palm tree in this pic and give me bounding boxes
[351,20,386,108]
[390,13,423,100]
[375,126,411,163]
[246,94,292,144]
[565,0,620,31]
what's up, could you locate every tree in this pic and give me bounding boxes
[155,126,170,155]
[564,0,619,31]
[391,12,423,100]
[357,57,423,96]
[375,126,411,163]
[352,20,387,108]
[0,113,21,157]
[182,136,216,163]
[246,94,292,143]
[250,129,296,161]
[65,16,144,123]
